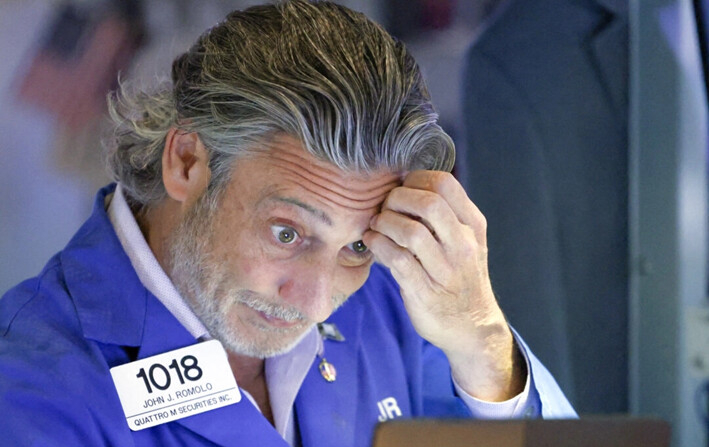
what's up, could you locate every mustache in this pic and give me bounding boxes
[233,291,350,322]
[235,291,307,322]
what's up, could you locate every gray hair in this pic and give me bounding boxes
[106,0,455,210]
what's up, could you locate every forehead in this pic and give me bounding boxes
[236,135,402,213]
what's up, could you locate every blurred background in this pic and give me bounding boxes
[0,0,707,445]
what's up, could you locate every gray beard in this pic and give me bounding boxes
[164,190,319,358]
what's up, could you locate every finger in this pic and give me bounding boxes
[369,209,451,284]
[381,186,461,249]
[403,170,487,245]
[362,228,430,292]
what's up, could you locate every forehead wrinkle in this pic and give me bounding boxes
[268,150,400,197]
[271,196,333,226]
[278,170,393,211]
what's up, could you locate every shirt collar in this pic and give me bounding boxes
[107,184,210,339]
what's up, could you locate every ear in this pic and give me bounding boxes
[162,128,210,205]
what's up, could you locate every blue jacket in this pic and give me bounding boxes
[0,185,575,446]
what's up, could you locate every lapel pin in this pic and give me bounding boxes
[318,357,337,382]
[317,322,345,342]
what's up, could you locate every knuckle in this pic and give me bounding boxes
[407,221,430,248]
[389,248,410,269]
[459,241,476,259]
[428,171,454,194]
[384,187,404,207]
[420,194,440,217]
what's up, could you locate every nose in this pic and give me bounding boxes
[278,259,336,323]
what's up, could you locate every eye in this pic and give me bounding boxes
[348,240,369,254]
[340,239,372,267]
[271,225,300,245]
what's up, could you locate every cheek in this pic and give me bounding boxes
[210,225,275,289]
[226,249,280,293]
[336,263,373,296]
[233,258,279,289]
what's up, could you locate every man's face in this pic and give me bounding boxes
[167,135,401,358]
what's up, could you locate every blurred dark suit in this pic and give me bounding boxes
[460,0,628,413]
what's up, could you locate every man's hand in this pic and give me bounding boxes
[363,171,526,402]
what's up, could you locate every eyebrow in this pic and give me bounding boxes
[272,196,333,226]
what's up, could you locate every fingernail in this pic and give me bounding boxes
[369,215,378,227]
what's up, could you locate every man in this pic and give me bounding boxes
[0,1,575,446]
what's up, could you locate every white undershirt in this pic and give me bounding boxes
[106,184,533,445]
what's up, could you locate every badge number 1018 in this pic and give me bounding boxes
[136,355,203,394]
[110,340,241,431]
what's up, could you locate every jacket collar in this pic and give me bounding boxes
[61,184,148,347]
[295,297,364,447]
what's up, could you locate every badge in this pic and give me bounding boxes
[110,340,241,431]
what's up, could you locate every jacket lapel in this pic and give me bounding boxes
[295,301,363,447]
[173,394,287,446]
[66,187,288,446]
[140,292,289,446]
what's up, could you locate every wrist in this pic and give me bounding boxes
[445,321,526,402]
